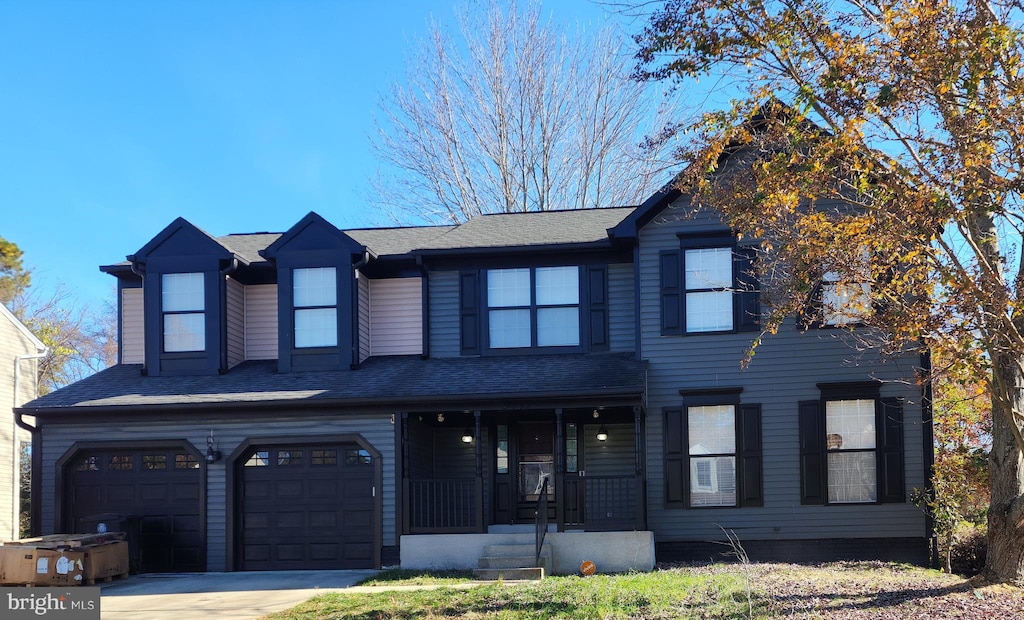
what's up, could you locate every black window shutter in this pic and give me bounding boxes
[663,407,686,507]
[738,403,763,507]
[878,397,905,503]
[660,251,682,335]
[587,266,608,350]
[799,400,825,504]
[735,246,760,332]
[459,271,480,355]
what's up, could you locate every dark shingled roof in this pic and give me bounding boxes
[344,225,453,257]
[20,352,645,413]
[415,207,635,251]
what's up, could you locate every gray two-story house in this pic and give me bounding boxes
[15,185,932,574]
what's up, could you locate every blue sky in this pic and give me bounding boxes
[0,0,627,312]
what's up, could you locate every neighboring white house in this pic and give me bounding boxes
[0,302,45,542]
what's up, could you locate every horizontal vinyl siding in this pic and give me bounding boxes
[40,413,395,571]
[608,263,635,353]
[358,272,371,362]
[428,271,460,358]
[584,423,635,477]
[369,278,422,356]
[0,318,40,541]
[244,285,277,361]
[226,278,245,368]
[639,199,927,543]
[120,288,144,365]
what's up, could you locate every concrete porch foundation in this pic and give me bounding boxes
[400,531,655,575]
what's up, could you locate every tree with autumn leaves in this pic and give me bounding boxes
[635,0,1024,582]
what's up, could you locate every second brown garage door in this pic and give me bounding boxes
[236,442,377,570]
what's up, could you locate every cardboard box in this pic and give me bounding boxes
[33,548,86,586]
[83,541,128,580]
[0,545,38,585]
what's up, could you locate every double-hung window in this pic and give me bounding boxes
[684,247,734,333]
[487,266,580,349]
[825,399,877,503]
[799,383,905,505]
[162,273,205,352]
[687,404,737,506]
[664,389,763,509]
[660,235,759,335]
[822,249,872,326]
[293,267,337,348]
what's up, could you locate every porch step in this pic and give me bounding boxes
[472,567,545,581]
[473,543,552,581]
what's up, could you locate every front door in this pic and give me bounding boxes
[514,422,555,522]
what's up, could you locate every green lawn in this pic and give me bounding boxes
[263,562,1024,619]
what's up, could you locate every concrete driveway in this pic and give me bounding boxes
[97,570,379,620]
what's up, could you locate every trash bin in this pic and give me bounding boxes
[76,513,141,574]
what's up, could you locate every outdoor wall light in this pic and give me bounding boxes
[206,431,222,463]
[461,428,474,443]
[596,425,609,442]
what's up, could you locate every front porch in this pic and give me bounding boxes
[397,405,654,574]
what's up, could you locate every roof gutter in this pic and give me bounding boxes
[14,350,48,538]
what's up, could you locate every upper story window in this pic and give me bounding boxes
[293,267,337,348]
[684,247,734,333]
[162,273,205,352]
[822,251,872,326]
[487,266,580,348]
[660,235,759,336]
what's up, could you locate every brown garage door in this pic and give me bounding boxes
[237,443,376,570]
[67,448,203,573]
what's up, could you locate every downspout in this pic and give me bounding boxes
[129,260,147,375]
[14,350,48,538]
[417,256,429,360]
[219,258,239,374]
[351,251,370,369]
[920,349,938,568]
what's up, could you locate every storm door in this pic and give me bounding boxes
[515,422,555,521]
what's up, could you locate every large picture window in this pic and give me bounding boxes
[487,266,580,349]
[162,273,205,352]
[293,267,338,348]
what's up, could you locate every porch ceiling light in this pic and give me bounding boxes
[596,425,609,442]
[461,428,474,443]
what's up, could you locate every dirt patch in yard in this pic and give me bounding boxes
[660,561,1024,619]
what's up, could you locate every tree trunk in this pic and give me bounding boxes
[985,357,1024,583]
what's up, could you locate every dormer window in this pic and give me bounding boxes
[293,267,338,348]
[486,266,580,349]
[162,273,205,352]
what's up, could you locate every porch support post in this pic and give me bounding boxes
[633,405,645,531]
[555,408,564,531]
[474,410,484,532]
[401,412,410,536]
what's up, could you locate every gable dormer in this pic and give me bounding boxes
[131,217,237,376]
[261,212,366,372]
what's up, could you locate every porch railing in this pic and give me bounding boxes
[535,476,549,567]
[405,478,483,533]
[582,475,639,531]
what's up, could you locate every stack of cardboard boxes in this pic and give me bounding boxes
[0,533,129,586]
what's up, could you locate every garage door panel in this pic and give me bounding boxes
[238,442,377,570]
[309,511,337,529]
[244,545,270,562]
[67,448,202,573]
[275,480,304,498]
